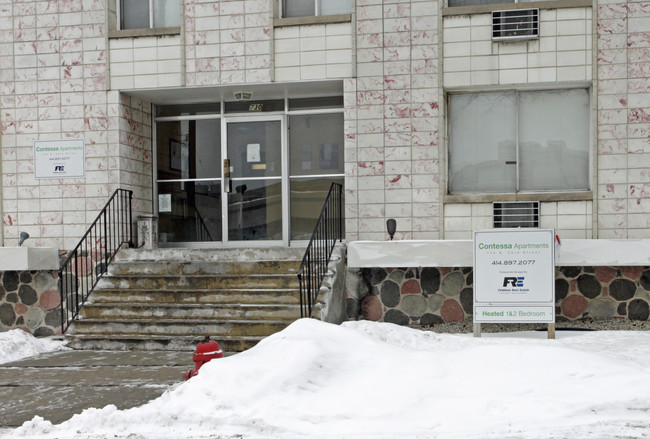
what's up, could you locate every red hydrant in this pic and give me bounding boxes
[183,336,224,380]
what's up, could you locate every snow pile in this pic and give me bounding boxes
[0,329,68,364]
[6,319,650,439]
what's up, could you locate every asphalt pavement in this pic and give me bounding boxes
[0,350,193,428]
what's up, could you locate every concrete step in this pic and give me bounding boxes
[115,247,306,263]
[71,318,291,337]
[89,288,300,305]
[79,303,301,320]
[96,274,300,290]
[65,334,263,351]
[108,260,301,276]
[68,247,306,351]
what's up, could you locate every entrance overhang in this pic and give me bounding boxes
[122,80,344,105]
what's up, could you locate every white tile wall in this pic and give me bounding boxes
[0,2,153,249]
[275,23,354,81]
[442,8,593,87]
[109,36,182,89]
[444,201,593,239]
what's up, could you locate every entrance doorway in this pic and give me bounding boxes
[225,118,284,243]
[154,98,344,247]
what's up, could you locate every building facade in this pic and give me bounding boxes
[0,0,647,250]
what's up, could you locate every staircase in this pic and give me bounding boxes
[66,247,303,352]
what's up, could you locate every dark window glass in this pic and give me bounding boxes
[121,0,150,29]
[156,103,221,117]
[289,96,343,110]
[157,181,222,243]
[156,120,221,181]
[448,0,515,6]
[289,113,344,176]
[283,0,315,17]
[290,177,344,240]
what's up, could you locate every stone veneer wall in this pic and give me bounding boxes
[0,270,60,336]
[346,266,650,325]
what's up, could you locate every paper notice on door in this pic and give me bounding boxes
[247,143,261,162]
[302,144,312,170]
[159,194,172,212]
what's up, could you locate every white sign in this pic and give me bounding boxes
[473,229,555,324]
[158,194,172,213]
[247,143,261,162]
[34,139,85,178]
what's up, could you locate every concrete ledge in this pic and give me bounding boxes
[444,191,593,204]
[108,27,180,39]
[0,247,59,270]
[442,0,592,16]
[274,14,351,27]
[348,239,650,268]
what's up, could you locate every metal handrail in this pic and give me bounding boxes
[185,199,213,241]
[297,182,343,318]
[59,189,133,333]
[195,209,213,242]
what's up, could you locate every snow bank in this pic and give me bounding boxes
[0,329,68,365]
[5,320,650,439]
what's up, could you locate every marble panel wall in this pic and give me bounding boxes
[346,0,441,241]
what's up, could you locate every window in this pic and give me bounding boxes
[289,113,344,239]
[448,89,590,194]
[283,0,353,18]
[120,0,180,30]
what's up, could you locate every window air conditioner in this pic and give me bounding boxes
[493,201,540,228]
[492,9,539,41]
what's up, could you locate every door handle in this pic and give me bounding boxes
[224,159,232,193]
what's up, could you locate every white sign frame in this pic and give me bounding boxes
[473,228,555,324]
[34,139,85,179]
[158,194,172,213]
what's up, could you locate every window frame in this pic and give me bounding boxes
[446,87,593,197]
[281,0,353,19]
[117,0,180,31]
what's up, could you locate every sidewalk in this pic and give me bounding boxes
[0,350,192,428]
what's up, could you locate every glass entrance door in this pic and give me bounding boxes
[224,118,284,243]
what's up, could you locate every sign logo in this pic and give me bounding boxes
[54,165,65,172]
[503,277,525,287]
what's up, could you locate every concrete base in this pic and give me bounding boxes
[0,247,59,270]
[348,239,650,267]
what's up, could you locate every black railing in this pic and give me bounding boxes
[195,210,213,242]
[297,182,343,318]
[59,189,133,333]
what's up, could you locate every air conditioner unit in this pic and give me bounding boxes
[492,9,539,41]
[493,201,540,228]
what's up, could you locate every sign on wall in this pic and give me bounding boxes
[34,139,85,179]
[473,229,555,323]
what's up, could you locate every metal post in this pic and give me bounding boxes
[59,270,65,333]
[548,323,555,339]
[338,184,343,241]
[128,190,133,247]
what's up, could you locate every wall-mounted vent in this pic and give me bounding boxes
[493,201,540,228]
[492,9,539,41]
